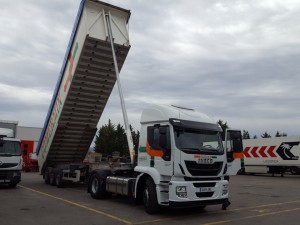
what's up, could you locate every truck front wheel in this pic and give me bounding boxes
[143,178,159,214]
[89,173,108,199]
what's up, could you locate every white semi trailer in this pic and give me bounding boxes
[36,0,244,214]
[243,137,300,175]
[0,125,22,188]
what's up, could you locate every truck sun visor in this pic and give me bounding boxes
[169,118,222,132]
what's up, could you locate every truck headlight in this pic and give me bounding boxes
[13,171,21,177]
[222,184,228,195]
[176,186,187,198]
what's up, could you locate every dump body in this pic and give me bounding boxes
[36,0,131,173]
[243,137,300,174]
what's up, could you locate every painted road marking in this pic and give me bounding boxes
[132,200,300,225]
[18,184,300,225]
[202,207,300,225]
[19,185,133,225]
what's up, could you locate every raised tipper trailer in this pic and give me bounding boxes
[37,0,244,214]
[36,0,131,184]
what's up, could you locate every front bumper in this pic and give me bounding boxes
[167,179,229,207]
[0,170,21,184]
[169,198,229,208]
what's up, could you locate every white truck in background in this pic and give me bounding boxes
[243,137,300,175]
[36,0,244,214]
[0,126,22,188]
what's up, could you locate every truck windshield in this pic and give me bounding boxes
[174,128,223,155]
[0,141,22,156]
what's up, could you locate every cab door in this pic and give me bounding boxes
[224,129,244,175]
[147,125,173,176]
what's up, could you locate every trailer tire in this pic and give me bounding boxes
[290,167,298,175]
[143,178,159,214]
[89,173,108,199]
[56,171,64,188]
[50,170,57,186]
[44,168,51,184]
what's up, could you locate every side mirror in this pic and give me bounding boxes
[0,136,5,147]
[232,138,243,153]
[225,130,243,153]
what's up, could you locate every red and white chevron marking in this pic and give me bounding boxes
[244,146,277,158]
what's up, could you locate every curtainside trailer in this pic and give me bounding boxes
[243,137,300,175]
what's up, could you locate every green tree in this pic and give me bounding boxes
[94,119,116,155]
[94,120,140,157]
[275,131,287,137]
[242,130,250,139]
[261,132,271,138]
[253,135,257,139]
[217,119,229,141]
[115,124,128,156]
[130,125,140,153]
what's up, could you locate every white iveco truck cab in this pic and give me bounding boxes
[88,105,244,213]
[0,128,22,188]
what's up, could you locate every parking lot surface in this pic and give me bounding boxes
[1,172,300,225]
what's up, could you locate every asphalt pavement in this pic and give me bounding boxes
[1,172,300,225]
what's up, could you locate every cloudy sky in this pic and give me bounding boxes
[1,0,300,138]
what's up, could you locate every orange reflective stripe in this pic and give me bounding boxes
[233,152,244,159]
[146,141,163,157]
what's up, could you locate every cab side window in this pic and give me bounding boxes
[147,125,171,161]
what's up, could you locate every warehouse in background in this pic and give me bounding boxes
[0,120,42,172]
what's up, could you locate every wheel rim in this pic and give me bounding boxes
[143,186,149,207]
[91,177,99,194]
[50,173,54,182]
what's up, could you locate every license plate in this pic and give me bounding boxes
[0,180,10,183]
[197,158,213,164]
[200,187,214,192]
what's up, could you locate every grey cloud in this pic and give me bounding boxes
[0,0,300,137]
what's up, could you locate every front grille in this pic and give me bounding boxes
[193,182,216,188]
[0,172,9,180]
[0,163,18,168]
[185,161,223,176]
[184,177,221,181]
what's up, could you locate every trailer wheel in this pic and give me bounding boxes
[50,170,57,186]
[143,178,159,214]
[56,171,64,188]
[89,173,107,199]
[290,167,298,175]
[44,168,51,184]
